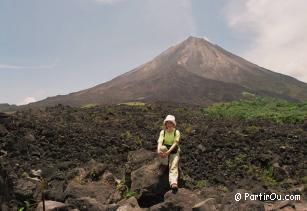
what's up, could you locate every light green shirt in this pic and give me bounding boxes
[157,129,180,145]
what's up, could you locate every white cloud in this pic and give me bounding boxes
[225,0,307,83]
[0,64,53,69]
[202,36,211,42]
[0,60,59,70]
[18,97,36,105]
[94,0,125,4]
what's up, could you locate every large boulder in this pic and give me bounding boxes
[45,179,66,202]
[83,160,107,181]
[149,188,204,210]
[127,149,156,171]
[222,200,265,211]
[14,178,42,202]
[292,200,307,211]
[125,149,156,188]
[64,170,123,209]
[130,158,169,207]
[149,201,181,211]
[35,200,75,211]
[197,187,226,204]
[163,188,203,210]
[64,180,119,204]
[192,198,219,211]
[116,197,147,211]
[264,200,307,211]
[67,160,107,183]
[66,197,118,211]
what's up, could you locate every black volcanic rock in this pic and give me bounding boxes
[0,104,306,209]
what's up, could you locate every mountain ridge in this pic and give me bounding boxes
[3,36,307,111]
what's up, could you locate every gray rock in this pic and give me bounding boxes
[116,197,148,210]
[149,201,181,211]
[45,180,66,202]
[266,200,294,210]
[117,196,140,207]
[222,200,264,211]
[14,178,40,200]
[164,188,203,211]
[197,144,206,152]
[102,171,117,186]
[35,200,73,211]
[24,132,36,142]
[116,205,147,211]
[273,166,288,182]
[85,160,107,181]
[197,187,224,204]
[66,197,118,211]
[127,149,155,164]
[192,198,219,211]
[131,158,169,201]
[126,149,156,174]
[64,180,117,205]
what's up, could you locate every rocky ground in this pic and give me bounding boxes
[0,103,306,210]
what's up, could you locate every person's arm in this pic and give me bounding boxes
[166,142,178,154]
[166,130,180,154]
[157,130,164,154]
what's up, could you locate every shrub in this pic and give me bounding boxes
[119,101,145,106]
[116,180,136,198]
[301,176,307,184]
[201,94,307,123]
[81,103,97,109]
[196,180,208,189]
[121,130,132,140]
[123,187,136,198]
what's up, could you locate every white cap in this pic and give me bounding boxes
[163,115,176,126]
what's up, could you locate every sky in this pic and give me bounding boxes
[1,0,306,105]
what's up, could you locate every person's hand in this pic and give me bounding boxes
[161,151,170,157]
[158,151,167,157]
[157,149,164,157]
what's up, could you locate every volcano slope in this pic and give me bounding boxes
[0,103,306,209]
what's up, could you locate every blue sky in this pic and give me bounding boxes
[1,0,306,105]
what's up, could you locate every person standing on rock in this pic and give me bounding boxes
[157,114,181,190]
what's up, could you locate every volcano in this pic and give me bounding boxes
[17,36,307,108]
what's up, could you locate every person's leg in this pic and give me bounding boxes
[168,152,179,187]
[159,145,168,165]
[158,145,168,176]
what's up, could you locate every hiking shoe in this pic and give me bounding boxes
[171,183,178,190]
[158,165,168,176]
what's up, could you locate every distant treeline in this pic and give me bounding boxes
[202,92,307,123]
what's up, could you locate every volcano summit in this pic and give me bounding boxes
[18,36,307,108]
